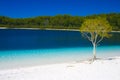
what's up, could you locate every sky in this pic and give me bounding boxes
[0,0,120,18]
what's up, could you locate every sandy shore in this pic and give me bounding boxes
[0,56,120,80]
[0,27,120,32]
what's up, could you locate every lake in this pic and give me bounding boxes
[0,29,120,69]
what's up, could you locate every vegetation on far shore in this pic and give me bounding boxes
[0,13,120,31]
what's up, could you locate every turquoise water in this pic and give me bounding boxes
[0,29,120,69]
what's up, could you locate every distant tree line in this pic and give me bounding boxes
[0,13,120,30]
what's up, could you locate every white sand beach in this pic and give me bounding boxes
[0,56,120,80]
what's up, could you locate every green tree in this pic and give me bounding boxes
[80,17,112,61]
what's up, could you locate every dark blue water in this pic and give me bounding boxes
[0,29,120,69]
[0,29,119,50]
[0,29,91,50]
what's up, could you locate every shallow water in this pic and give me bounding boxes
[0,29,120,69]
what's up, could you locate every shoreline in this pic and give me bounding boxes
[0,27,120,32]
[0,56,119,71]
[0,56,120,80]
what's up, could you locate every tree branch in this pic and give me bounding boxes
[90,32,94,44]
[94,33,98,44]
[96,36,103,45]
[82,33,91,41]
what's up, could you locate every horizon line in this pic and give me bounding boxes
[0,12,120,18]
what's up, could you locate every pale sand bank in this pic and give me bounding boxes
[0,27,120,32]
[0,56,120,80]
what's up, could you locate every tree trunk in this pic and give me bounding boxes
[93,43,96,61]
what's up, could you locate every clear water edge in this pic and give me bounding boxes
[0,46,120,70]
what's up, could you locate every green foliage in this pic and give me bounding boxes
[80,17,112,38]
[0,13,119,30]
